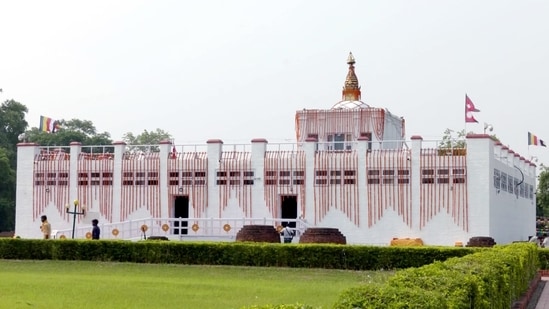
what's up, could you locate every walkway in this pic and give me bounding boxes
[536,277,549,309]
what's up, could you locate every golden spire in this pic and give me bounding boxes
[342,52,361,101]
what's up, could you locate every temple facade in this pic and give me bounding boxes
[15,53,537,245]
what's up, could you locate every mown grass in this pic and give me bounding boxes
[0,259,392,309]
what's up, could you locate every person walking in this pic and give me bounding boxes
[40,215,51,239]
[91,219,100,240]
[281,223,294,243]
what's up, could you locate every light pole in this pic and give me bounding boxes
[65,199,85,239]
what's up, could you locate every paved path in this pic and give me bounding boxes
[536,278,549,309]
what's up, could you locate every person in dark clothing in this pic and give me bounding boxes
[91,219,100,240]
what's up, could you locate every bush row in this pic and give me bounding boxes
[332,243,539,309]
[0,238,477,270]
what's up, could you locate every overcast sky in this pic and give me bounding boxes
[1,1,548,164]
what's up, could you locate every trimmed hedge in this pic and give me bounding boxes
[0,239,476,270]
[333,243,539,309]
[0,240,540,308]
[333,284,447,309]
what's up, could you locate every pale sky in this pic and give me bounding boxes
[1,1,548,165]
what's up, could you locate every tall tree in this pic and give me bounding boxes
[0,148,15,231]
[0,99,28,231]
[537,165,549,217]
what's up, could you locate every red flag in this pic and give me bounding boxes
[465,94,480,123]
[170,145,177,159]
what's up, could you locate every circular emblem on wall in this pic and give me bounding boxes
[276,225,283,233]
[85,232,92,239]
[223,224,231,232]
[192,223,199,232]
[161,224,170,232]
[112,228,119,236]
[59,235,66,239]
[140,224,148,232]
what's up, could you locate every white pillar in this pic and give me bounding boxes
[356,136,369,227]
[303,137,317,224]
[410,135,422,230]
[206,139,223,218]
[15,142,41,237]
[251,138,268,217]
[69,142,82,207]
[111,141,126,223]
[159,139,172,219]
[465,134,493,237]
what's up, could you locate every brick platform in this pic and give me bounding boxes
[235,225,281,243]
[299,227,346,244]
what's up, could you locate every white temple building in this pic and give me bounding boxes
[15,53,537,245]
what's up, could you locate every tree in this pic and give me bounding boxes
[0,99,28,231]
[0,100,28,165]
[0,148,16,231]
[537,165,549,217]
[439,129,467,149]
[122,129,172,153]
[24,119,113,150]
[439,128,500,149]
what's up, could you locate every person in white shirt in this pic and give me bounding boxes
[530,235,542,247]
[281,224,294,243]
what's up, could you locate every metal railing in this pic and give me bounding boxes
[52,217,309,241]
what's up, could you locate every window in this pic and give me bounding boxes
[501,173,508,192]
[360,132,372,150]
[493,169,501,190]
[327,133,353,150]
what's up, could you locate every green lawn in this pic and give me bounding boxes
[0,260,391,309]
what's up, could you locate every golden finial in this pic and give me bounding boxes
[347,52,355,65]
[342,52,361,101]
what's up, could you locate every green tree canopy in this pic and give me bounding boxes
[439,128,499,149]
[24,119,112,147]
[537,165,549,217]
[122,129,172,153]
[0,99,28,231]
[0,100,28,164]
